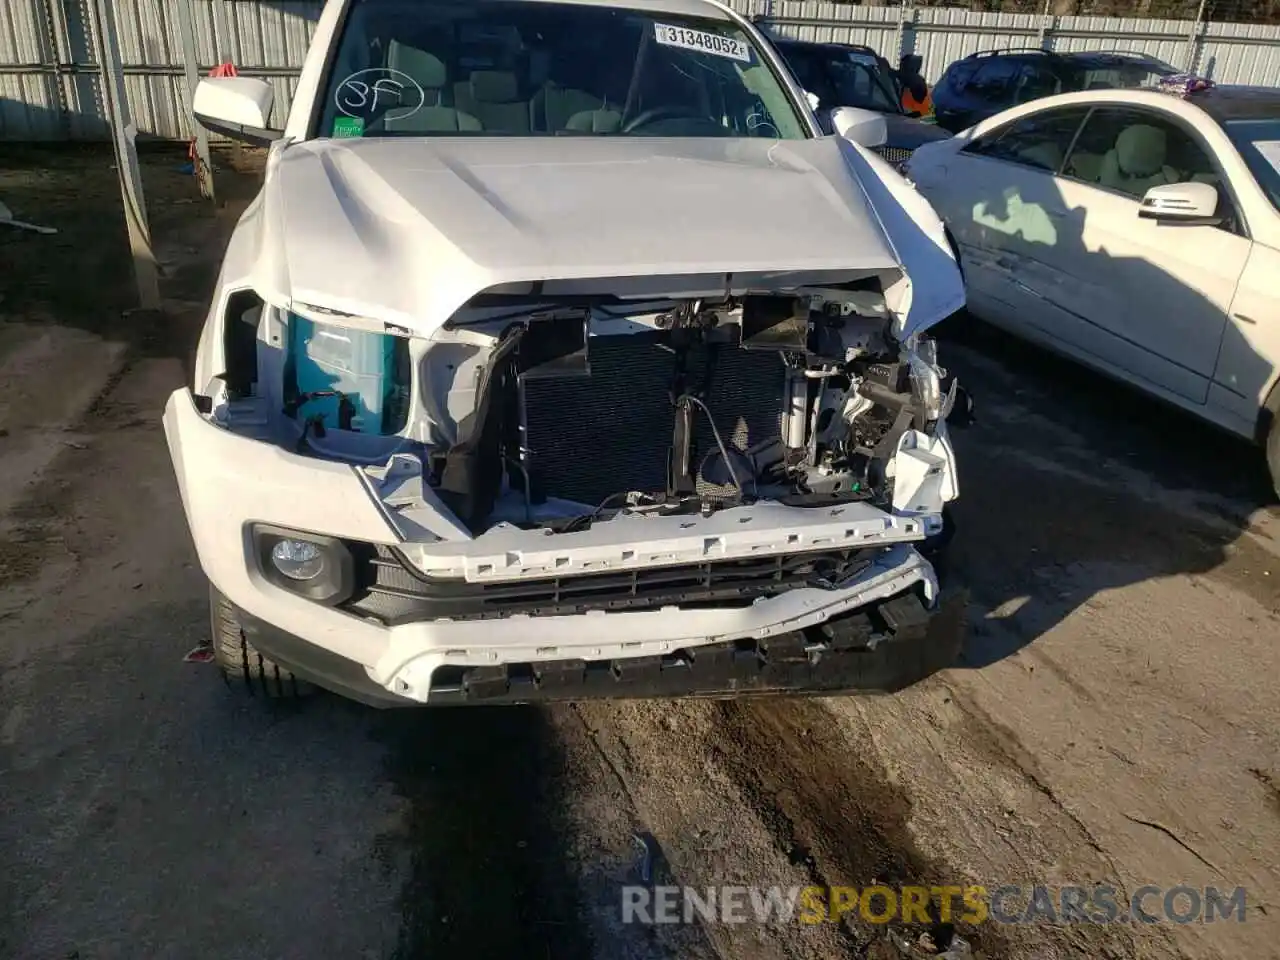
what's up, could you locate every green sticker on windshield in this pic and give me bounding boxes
[332,116,365,138]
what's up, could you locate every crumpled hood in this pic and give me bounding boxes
[247,136,907,336]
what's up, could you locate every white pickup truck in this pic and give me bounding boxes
[165,0,970,707]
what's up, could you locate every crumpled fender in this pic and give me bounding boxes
[840,138,966,341]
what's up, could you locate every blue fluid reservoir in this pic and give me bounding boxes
[288,313,401,434]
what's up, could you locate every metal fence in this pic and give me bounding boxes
[0,0,322,140]
[752,1,1280,90]
[5,0,1280,141]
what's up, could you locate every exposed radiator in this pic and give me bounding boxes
[519,331,786,507]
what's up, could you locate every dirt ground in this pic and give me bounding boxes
[1,145,1277,960]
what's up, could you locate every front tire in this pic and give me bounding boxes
[209,585,312,699]
[1267,414,1280,501]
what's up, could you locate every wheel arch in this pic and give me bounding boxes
[1256,371,1280,445]
[943,223,965,284]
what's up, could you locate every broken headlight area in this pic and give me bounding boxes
[417,284,958,535]
[281,310,414,451]
[197,295,417,463]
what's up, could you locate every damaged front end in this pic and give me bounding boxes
[170,258,969,705]
[402,281,962,538]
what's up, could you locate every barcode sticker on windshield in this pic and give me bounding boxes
[653,23,750,62]
[847,51,878,66]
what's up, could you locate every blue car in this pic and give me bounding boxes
[931,48,1178,134]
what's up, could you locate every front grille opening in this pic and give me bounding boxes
[432,665,468,690]
[507,663,536,683]
[519,331,787,509]
[341,545,873,624]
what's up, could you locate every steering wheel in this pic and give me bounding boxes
[621,105,712,134]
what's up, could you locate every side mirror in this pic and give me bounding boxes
[192,77,282,145]
[1138,181,1220,224]
[829,106,888,149]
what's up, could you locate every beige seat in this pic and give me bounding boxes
[1098,124,1180,196]
[1064,151,1103,182]
[564,108,622,133]
[455,71,530,133]
[1017,141,1064,171]
[382,46,481,133]
[532,82,603,132]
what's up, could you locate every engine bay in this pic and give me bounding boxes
[421,283,955,534]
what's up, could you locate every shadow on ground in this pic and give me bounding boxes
[0,142,262,367]
[937,313,1280,669]
[0,590,598,958]
[374,704,595,960]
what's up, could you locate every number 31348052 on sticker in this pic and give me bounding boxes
[653,23,750,62]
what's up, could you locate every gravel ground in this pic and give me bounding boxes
[1,145,1277,960]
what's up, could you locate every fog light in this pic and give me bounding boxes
[270,539,325,580]
[252,525,356,605]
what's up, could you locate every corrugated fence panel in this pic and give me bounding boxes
[0,0,59,138]
[115,0,322,138]
[913,10,1045,81]
[0,0,321,140]
[760,1,901,54]
[1050,15,1192,71]
[2,0,110,139]
[57,0,112,140]
[4,0,1280,141]
[1199,21,1280,86]
[115,0,179,138]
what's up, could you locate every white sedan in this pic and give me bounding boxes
[905,82,1280,494]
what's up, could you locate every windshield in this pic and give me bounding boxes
[825,48,900,113]
[1064,60,1176,92]
[1223,118,1280,212]
[779,44,900,114]
[316,0,807,139]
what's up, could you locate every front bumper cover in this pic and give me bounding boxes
[238,586,967,708]
[166,387,964,707]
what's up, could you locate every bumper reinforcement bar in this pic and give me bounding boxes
[425,588,967,704]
